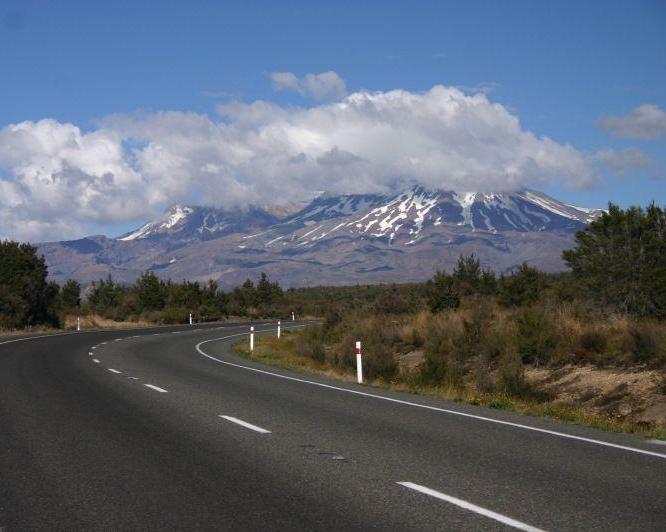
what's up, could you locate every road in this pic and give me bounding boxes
[0,322,664,531]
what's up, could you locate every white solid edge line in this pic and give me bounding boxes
[144,384,168,393]
[220,415,271,434]
[0,331,82,346]
[0,324,218,347]
[108,368,122,374]
[397,482,544,532]
[194,327,666,460]
[92,358,100,363]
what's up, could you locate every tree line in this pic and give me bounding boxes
[0,202,664,330]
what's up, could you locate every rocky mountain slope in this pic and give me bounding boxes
[38,186,604,288]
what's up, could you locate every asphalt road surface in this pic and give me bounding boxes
[1,322,665,531]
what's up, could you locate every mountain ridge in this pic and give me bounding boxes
[37,186,603,288]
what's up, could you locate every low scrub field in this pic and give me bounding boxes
[237,301,666,439]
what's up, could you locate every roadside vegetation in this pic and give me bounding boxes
[236,204,666,437]
[1,204,665,436]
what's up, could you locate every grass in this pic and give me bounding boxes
[235,331,666,441]
[0,325,62,337]
[62,314,162,330]
[234,333,356,382]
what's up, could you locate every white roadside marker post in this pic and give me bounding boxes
[76,316,81,332]
[277,320,281,339]
[356,341,363,384]
[189,312,193,325]
[250,326,255,352]
[291,311,295,321]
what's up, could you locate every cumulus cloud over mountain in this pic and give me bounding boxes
[0,83,604,240]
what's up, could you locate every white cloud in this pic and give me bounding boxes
[270,72,300,92]
[0,84,601,241]
[0,119,151,240]
[270,71,348,101]
[600,104,666,140]
[595,148,655,177]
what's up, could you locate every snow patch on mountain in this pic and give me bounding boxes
[518,190,602,223]
[118,223,156,241]
[163,206,193,228]
[119,205,194,241]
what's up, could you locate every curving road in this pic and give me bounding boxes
[0,323,665,531]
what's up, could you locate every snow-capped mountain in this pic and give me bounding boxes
[38,186,603,288]
[246,186,603,249]
[118,205,278,242]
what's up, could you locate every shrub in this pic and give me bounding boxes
[515,306,555,365]
[626,322,663,365]
[579,329,607,355]
[454,301,494,359]
[363,344,399,381]
[498,350,528,397]
[334,317,400,381]
[372,289,412,315]
[159,306,188,324]
[420,317,466,390]
[498,263,548,307]
[472,362,495,394]
[297,325,326,363]
[324,308,343,332]
[427,271,460,312]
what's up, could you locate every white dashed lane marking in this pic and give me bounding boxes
[219,415,271,434]
[397,482,544,532]
[144,384,168,393]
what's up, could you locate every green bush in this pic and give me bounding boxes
[427,271,460,312]
[420,326,465,390]
[515,306,555,365]
[331,317,400,381]
[498,263,548,308]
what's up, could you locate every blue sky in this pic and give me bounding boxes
[0,0,664,240]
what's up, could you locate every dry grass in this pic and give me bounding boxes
[63,314,158,330]
[0,325,61,336]
[235,324,666,440]
[234,333,356,382]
